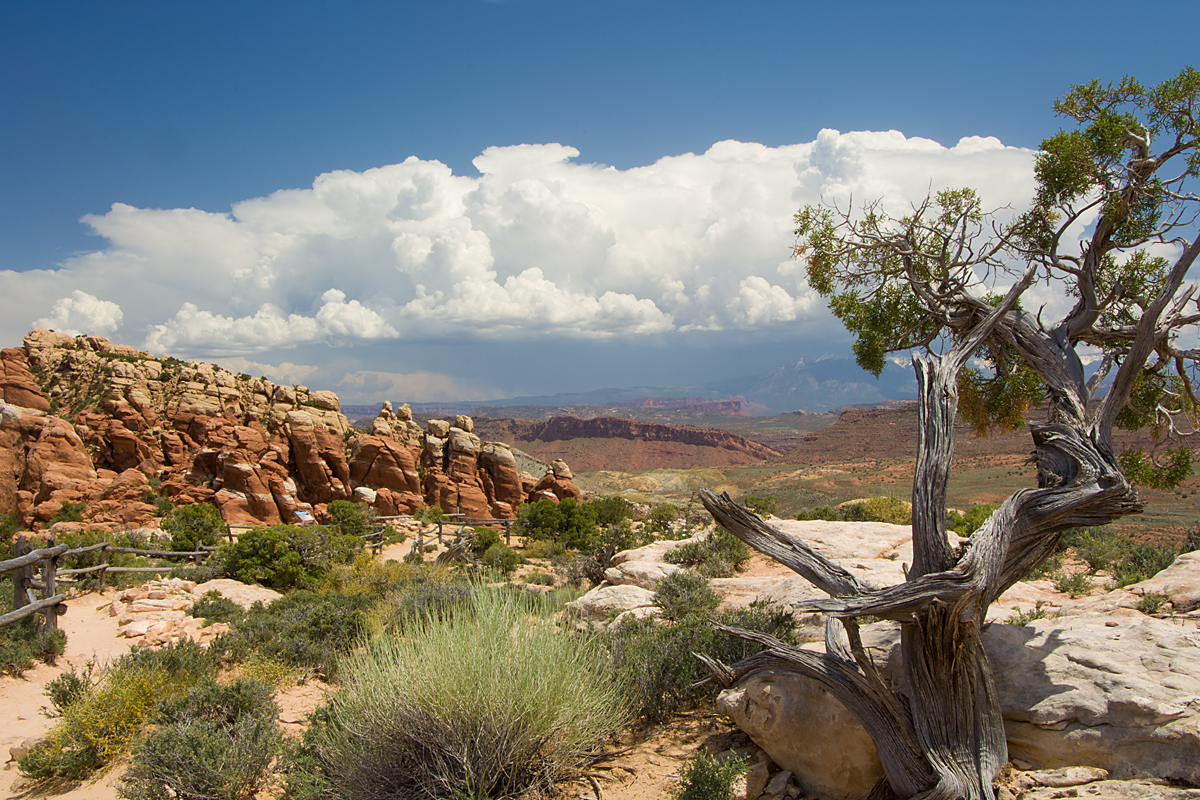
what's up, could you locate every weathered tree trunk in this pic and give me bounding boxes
[700,347,1143,800]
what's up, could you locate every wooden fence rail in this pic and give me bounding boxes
[1,523,400,634]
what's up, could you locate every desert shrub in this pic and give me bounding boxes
[794,505,843,521]
[653,570,721,622]
[20,640,217,781]
[293,589,627,800]
[163,503,226,552]
[469,527,503,558]
[1111,542,1180,587]
[1136,593,1171,614]
[189,590,245,625]
[118,678,279,800]
[323,552,433,596]
[673,750,747,800]
[218,525,360,590]
[213,591,371,679]
[1066,526,1130,574]
[607,604,798,724]
[45,662,95,716]
[0,510,22,559]
[515,497,600,551]
[525,570,555,586]
[414,505,444,525]
[1053,571,1093,597]
[0,614,67,677]
[50,500,86,524]
[647,503,679,537]
[522,538,566,560]
[482,542,520,574]
[742,495,778,517]
[663,529,751,578]
[375,579,475,636]
[947,503,999,536]
[589,496,633,526]
[327,500,373,539]
[841,496,912,525]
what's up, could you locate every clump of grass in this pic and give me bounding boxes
[673,750,747,800]
[291,588,627,800]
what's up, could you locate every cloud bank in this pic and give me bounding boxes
[2,130,1037,365]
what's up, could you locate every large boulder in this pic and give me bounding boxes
[564,584,657,623]
[717,674,886,799]
[721,613,1200,793]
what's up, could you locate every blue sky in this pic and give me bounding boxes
[3,1,1197,404]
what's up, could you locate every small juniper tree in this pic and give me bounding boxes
[700,67,1200,800]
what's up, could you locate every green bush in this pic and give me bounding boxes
[163,503,226,552]
[663,529,751,578]
[375,579,475,636]
[841,496,912,525]
[292,589,627,800]
[20,640,217,781]
[673,750,748,800]
[742,495,778,517]
[189,590,246,625]
[50,500,86,524]
[1111,542,1180,587]
[1053,571,1093,597]
[482,542,520,574]
[327,500,373,539]
[794,505,843,521]
[647,503,679,537]
[607,604,798,724]
[219,525,360,590]
[653,570,721,621]
[212,591,371,679]
[0,614,66,677]
[1066,527,1130,574]
[589,496,633,526]
[515,497,600,551]
[45,662,95,717]
[118,679,279,800]
[470,527,503,558]
[947,503,1000,536]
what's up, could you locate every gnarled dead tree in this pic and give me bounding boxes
[699,68,1200,800]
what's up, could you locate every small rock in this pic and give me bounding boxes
[762,770,793,800]
[744,761,771,800]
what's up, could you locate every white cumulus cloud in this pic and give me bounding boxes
[33,290,124,336]
[1,131,1038,365]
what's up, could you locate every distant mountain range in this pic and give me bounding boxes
[345,355,920,419]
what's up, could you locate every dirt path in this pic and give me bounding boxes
[1,588,130,800]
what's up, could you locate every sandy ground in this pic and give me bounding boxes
[1,588,131,800]
[0,589,331,800]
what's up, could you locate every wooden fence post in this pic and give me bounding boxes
[437,520,443,545]
[99,542,109,589]
[504,519,511,546]
[41,542,58,632]
[13,536,28,611]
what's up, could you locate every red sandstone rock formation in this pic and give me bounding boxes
[0,330,571,529]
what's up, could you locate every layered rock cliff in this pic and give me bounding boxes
[0,330,581,531]
[472,415,782,471]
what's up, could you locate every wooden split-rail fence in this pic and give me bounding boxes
[0,518,413,634]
